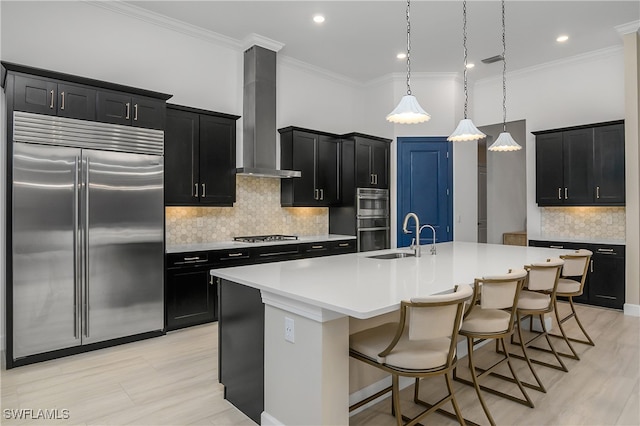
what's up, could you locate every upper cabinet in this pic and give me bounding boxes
[165,104,239,207]
[96,91,165,130]
[534,120,625,206]
[279,127,340,207]
[342,133,391,190]
[3,61,172,130]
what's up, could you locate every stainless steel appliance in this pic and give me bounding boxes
[233,235,298,243]
[10,111,164,361]
[356,188,390,252]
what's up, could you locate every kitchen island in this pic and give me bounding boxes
[211,241,571,426]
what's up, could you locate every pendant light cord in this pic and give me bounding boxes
[462,0,469,119]
[502,0,507,132]
[406,0,412,96]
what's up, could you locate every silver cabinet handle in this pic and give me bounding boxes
[374,174,378,185]
[60,91,65,110]
[84,158,90,338]
[49,90,55,109]
[564,187,568,199]
[320,188,324,200]
[311,245,324,249]
[550,245,564,249]
[133,104,138,121]
[183,256,201,261]
[227,252,244,257]
[194,183,199,197]
[597,248,615,253]
[209,275,214,285]
[314,189,319,200]
[125,102,131,120]
[558,188,562,200]
[202,183,206,198]
[338,242,350,247]
[370,174,375,185]
[590,260,594,273]
[596,186,600,199]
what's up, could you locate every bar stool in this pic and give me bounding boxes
[454,269,531,426]
[349,284,473,426]
[551,249,595,360]
[505,258,567,393]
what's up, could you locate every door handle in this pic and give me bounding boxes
[133,104,138,121]
[73,156,81,339]
[84,158,90,338]
[125,102,131,120]
[60,92,65,110]
[49,90,55,109]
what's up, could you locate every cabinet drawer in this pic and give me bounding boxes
[331,239,356,253]
[167,251,210,267]
[251,245,301,263]
[301,242,331,254]
[212,249,251,263]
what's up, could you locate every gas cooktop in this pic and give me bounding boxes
[233,234,298,243]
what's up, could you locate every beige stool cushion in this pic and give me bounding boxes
[460,309,511,334]
[517,290,551,310]
[557,278,581,295]
[349,322,451,370]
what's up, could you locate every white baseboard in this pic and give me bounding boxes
[624,303,640,317]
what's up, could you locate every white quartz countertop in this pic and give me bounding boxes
[211,241,572,319]
[166,234,356,254]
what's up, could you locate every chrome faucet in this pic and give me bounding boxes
[402,212,421,257]
[419,224,437,255]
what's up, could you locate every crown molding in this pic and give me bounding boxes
[242,34,285,53]
[86,0,241,50]
[278,55,361,87]
[616,20,640,36]
[475,46,624,87]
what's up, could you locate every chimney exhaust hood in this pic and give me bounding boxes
[237,45,301,178]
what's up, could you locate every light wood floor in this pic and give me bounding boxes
[1,303,638,425]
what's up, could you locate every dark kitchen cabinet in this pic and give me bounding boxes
[529,240,625,310]
[13,74,96,121]
[166,252,218,331]
[96,91,165,130]
[340,133,391,190]
[533,120,624,206]
[165,104,240,206]
[279,127,340,207]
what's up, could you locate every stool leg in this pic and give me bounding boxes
[445,372,467,426]
[466,337,496,426]
[553,297,580,360]
[516,312,546,393]
[568,297,595,346]
[392,375,403,426]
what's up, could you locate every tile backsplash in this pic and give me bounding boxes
[166,175,328,245]
[540,207,625,241]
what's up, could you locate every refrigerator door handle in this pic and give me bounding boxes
[74,156,81,340]
[84,157,90,338]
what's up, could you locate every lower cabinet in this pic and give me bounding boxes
[529,240,625,310]
[166,239,356,331]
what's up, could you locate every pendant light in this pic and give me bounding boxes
[488,0,522,151]
[448,0,485,142]
[386,0,431,124]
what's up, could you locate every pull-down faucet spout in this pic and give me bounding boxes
[402,212,421,257]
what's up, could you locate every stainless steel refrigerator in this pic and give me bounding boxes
[11,111,164,361]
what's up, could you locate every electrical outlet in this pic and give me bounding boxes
[284,317,295,343]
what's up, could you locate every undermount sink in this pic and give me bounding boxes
[367,252,415,260]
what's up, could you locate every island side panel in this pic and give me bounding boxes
[218,279,264,424]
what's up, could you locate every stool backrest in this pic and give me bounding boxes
[527,258,564,292]
[479,269,528,310]
[560,249,592,278]
[408,284,473,341]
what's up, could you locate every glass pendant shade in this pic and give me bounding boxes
[386,95,431,124]
[488,132,522,151]
[447,118,486,141]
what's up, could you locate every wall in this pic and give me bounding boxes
[473,47,626,242]
[166,176,327,245]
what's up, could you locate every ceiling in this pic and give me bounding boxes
[126,1,639,82]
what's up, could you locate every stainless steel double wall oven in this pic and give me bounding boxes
[356,188,390,252]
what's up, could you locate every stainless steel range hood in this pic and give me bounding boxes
[237,45,301,178]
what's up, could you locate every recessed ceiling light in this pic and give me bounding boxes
[556,35,569,43]
[313,15,325,24]
[397,52,407,59]
[466,63,475,69]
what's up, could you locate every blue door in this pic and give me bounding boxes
[397,137,453,248]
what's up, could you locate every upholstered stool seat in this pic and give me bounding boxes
[349,284,473,426]
[556,278,581,294]
[460,309,511,334]
[517,291,551,311]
